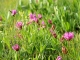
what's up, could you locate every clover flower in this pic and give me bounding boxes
[63,32,74,41]
[12,44,20,51]
[38,14,42,19]
[29,13,38,22]
[16,21,23,30]
[11,10,17,16]
[56,56,62,60]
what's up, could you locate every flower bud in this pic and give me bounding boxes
[62,46,67,54]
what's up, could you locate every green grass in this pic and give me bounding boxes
[0,0,80,60]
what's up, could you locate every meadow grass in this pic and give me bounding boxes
[0,0,80,60]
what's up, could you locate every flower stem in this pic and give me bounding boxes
[15,52,17,60]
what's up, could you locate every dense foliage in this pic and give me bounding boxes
[0,0,80,60]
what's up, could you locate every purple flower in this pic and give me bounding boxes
[12,44,20,51]
[11,10,17,16]
[56,56,62,60]
[38,14,42,19]
[34,17,38,23]
[29,13,34,20]
[16,21,23,30]
[63,32,74,41]
[29,13,39,23]
[29,13,36,20]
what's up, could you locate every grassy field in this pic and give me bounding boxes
[0,0,80,60]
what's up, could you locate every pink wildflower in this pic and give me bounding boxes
[11,10,17,16]
[12,44,20,51]
[16,21,23,30]
[29,13,38,23]
[29,13,36,20]
[56,56,62,60]
[38,14,42,19]
[63,32,74,41]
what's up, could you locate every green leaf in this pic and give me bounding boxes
[0,32,3,56]
[40,43,46,53]
[0,42,3,54]
[0,43,2,51]
[65,22,70,31]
